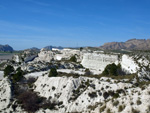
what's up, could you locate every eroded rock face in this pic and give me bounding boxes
[81,53,118,71]
[33,75,150,113]
[35,48,83,62]
[0,78,11,110]
[34,75,132,113]
[120,55,139,74]
[35,49,55,62]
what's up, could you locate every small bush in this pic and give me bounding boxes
[49,68,58,77]
[102,63,125,76]
[70,55,77,62]
[107,108,112,113]
[103,92,109,99]
[132,108,140,113]
[4,65,14,77]
[13,68,23,82]
[136,99,142,105]
[118,105,125,112]
[52,86,56,91]
[88,92,97,98]
[113,100,119,106]
[17,91,44,112]
[99,105,106,112]
[42,101,58,110]
[113,93,120,98]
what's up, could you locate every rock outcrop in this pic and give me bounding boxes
[81,53,118,72]
[0,78,11,110]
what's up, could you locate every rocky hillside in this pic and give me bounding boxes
[1,48,150,112]
[0,44,14,52]
[100,39,150,50]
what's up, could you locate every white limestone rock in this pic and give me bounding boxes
[81,53,118,71]
[120,55,139,74]
[34,75,133,113]
[35,49,55,62]
[0,78,11,110]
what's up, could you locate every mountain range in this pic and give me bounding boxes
[100,39,150,50]
[0,44,14,52]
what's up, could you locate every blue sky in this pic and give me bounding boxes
[0,0,150,50]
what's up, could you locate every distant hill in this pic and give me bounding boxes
[44,46,63,50]
[100,39,150,50]
[0,44,14,52]
[26,47,40,51]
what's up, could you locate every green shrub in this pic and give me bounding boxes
[99,105,106,112]
[107,108,112,113]
[80,47,83,51]
[132,108,140,113]
[136,99,142,105]
[13,71,23,82]
[113,100,119,106]
[70,55,77,62]
[49,68,58,77]
[12,67,24,82]
[113,93,120,98]
[118,105,125,112]
[103,92,109,99]
[102,63,118,76]
[17,91,44,112]
[88,92,97,98]
[102,63,125,76]
[4,65,14,77]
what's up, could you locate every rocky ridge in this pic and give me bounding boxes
[100,39,150,50]
[0,44,13,52]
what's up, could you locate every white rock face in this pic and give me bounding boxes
[137,56,150,81]
[34,75,132,113]
[55,49,83,62]
[33,75,150,113]
[81,53,118,71]
[0,78,11,110]
[120,55,139,74]
[35,48,83,62]
[57,69,85,75]
[93,84,150,113]
[35,49,55,62]
[0,71,4,80]
[13,55,20,63]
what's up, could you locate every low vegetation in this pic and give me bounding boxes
[49,68,58,77]
[4,65,24,82]
[70,55,77,62]
[102,63,125,76]
[85,69,93,76]
[4,65,14,77]
[118,105,125,112]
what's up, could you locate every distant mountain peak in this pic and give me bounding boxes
[0,44,14,52]
[100,39,150,50]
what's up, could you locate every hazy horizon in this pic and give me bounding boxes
[0,0,150,50]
